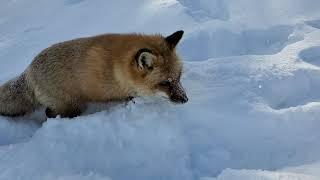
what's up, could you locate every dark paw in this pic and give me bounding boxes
[61,110,81,118]
[126,96,135,104]
[45,108,57,118]
[45,107,82,119]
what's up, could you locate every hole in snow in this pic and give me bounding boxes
[256,69,320,110]
[299,46,320,67]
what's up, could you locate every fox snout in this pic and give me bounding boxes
[169,82,188,104]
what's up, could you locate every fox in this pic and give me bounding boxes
[0,30,188,118]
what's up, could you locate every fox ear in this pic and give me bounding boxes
[135,49,155,71]
[165,30,184,49]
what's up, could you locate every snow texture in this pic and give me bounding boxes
[1,0,320,180]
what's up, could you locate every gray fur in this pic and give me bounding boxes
[0,74,38,116]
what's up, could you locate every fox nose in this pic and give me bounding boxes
[180,95,188,103]
[170,93,188,104]
[169,81,188,104]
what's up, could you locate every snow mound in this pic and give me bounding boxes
[1,0,320,180]
[179,25,295,60]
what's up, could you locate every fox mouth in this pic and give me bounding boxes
[169,96,188,104]
[156,90,188,104]
[157,94,188,104]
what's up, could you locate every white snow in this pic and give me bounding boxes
[1,0,320,180]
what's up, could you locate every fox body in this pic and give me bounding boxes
[0,31,188,118]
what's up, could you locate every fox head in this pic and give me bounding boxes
[129,30,188,104]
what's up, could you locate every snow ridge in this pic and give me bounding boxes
[1,0,320,180]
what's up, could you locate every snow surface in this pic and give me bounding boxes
[1,0,320,180]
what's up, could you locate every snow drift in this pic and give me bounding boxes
[1,0,320,180]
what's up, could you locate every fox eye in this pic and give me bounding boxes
[159,80,171,86]
[159,78,173,87]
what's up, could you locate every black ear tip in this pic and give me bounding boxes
[177,30,184,35]
[175,30,184,37]
[167,30,184,38]
[165,30,185,49]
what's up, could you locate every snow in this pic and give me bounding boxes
[1,0,320,180]
[206,169,318,180]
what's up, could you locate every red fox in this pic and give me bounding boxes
[0,30,188,118]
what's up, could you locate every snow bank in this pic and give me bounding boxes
[1,0,320,180]
[207,169,318,180]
